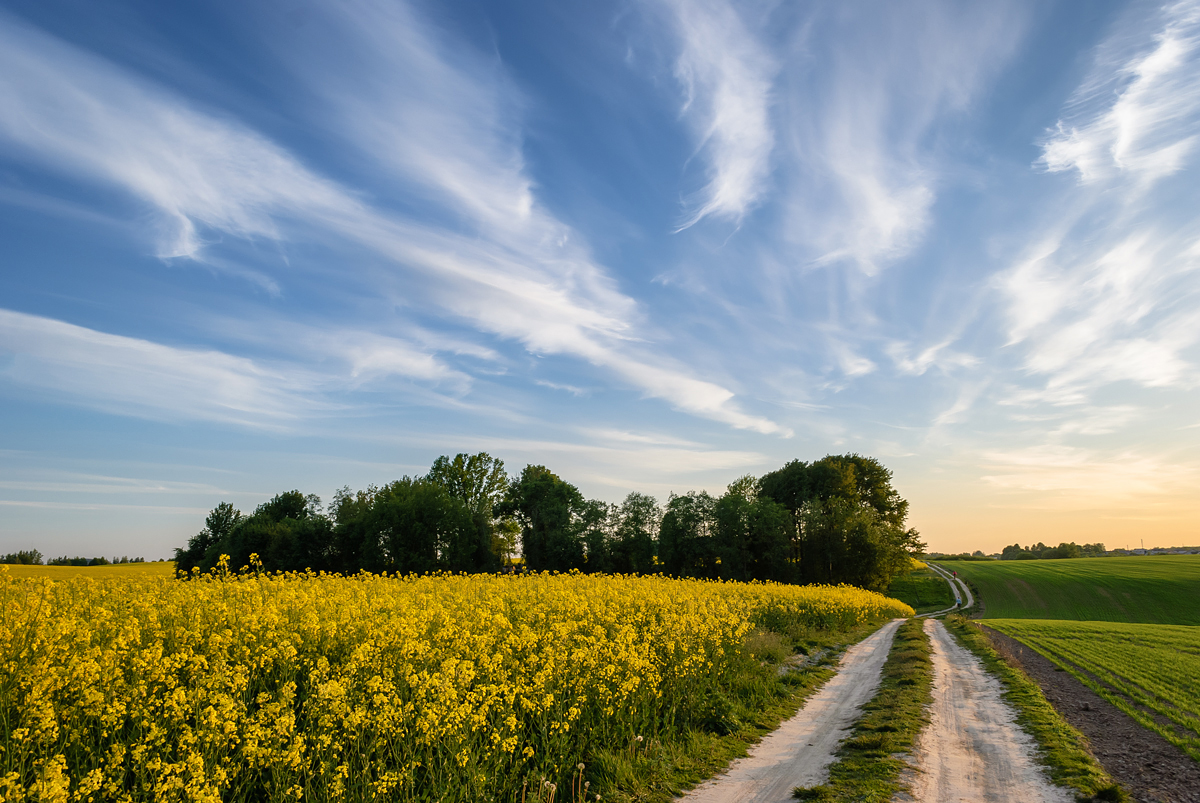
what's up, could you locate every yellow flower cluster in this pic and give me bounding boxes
[0,567,910,802]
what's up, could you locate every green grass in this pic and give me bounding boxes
[944,555,1200,624]
[944,616,1123,801]
[887,569,954,614]
[595,619,888,803]
[987,619,1200,763]
[792,618,933,802]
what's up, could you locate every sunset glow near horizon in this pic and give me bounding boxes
[2,0,1199,559]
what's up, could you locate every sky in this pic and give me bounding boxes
[1,0,1199,559]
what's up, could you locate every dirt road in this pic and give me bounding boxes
[681,618,905,803]
[923,563,973,616]
[904,619,1072,803]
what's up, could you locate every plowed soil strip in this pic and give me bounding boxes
[907,619,1071,803]
[681,618,904,803]
[984,625,1200,803]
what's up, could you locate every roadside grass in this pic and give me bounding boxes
[792,617,932,802]
[945,555,1200,624]
[944,615,1125,802]
[595,619,889,803]
[986,619,1200,763]
[887,569,955,615]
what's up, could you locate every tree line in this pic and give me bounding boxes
[175,453,924,591]
[1000,542,1106,560]
[0,550,146,566]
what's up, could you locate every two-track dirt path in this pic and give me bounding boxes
[923,563,973,616]
[903,618,1072,803]
[681,618,905,803]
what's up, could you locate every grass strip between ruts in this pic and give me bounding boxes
[792,617,933,802]
[943,615,1126,803]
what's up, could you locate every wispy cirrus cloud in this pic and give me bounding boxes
[780,3,1027,274]
[0,7,786,435]
[1040,1,1200,185]
[655,0,776,229]
[0,308,478,425]
[0,309,312,426]
[998,1,1200,409]
[980,444,1197,506]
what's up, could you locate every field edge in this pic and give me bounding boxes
[943,616,1124,802]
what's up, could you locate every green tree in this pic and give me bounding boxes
[498,465,586,571]
[425,453,508,571]
[611,492,661,574]
[759,454,922,589]
[175,502,243,573]
[658,491,717,578]
[577,498,616,573]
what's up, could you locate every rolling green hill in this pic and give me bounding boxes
[943,555,1200,625]
[886,567,954,614]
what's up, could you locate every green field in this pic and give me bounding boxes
[0,561,174,579]
[987,619,1200,762]
[941,555,1200,624]
[886,568,954,614]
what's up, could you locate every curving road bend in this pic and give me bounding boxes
[921,563,974,617]
[681,618,906,803]
[905,619,1072,803]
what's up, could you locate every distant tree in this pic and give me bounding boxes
[178,492,336,574]
[363,479,477,573]
[658,491,718,578]
[48,556,108,566]
[611,492,661,574]
[711,478,795,583]
[498,465,587,572]
[425,453,508,571]
[577,498,617,573]
[0,549,43,565]
[1000,544,1025,560]
[175,502,243,573]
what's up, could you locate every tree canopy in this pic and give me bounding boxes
[178,452,922,590]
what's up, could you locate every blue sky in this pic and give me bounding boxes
[2,0,1199,558]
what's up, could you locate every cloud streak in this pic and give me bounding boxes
[657,0,776,229]
[0,8,785,435]
[1040,1,1200,185]
[779,3,1027,273]
[998,1,1200,409]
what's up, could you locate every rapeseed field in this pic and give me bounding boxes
[0,564,909,802]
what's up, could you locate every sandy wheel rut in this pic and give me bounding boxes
[903,618,1071,803]
[681,618,904,803]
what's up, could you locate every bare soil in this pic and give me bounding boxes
[982,625,1200,803]
[903,619,1072,803]
[680,619,904,802]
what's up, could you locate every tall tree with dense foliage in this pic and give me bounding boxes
[712,479,795,583]
[611,492,661,574]
[759,454,922,590]
[425,452,508,571]
[658,491,718,578]
[497,465,587,571]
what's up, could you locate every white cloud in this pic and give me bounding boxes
[992,2,1200,416]
[0,8,786,436]
[0,309,312,426]
[1040,1,1200,186]
[0,16,354,258]
[656,0,776,228]
[980,444,1196,505]
[780,3,1027,274]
